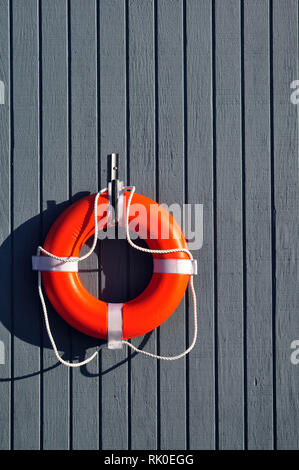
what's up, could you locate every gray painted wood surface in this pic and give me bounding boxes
[0,0,298,450]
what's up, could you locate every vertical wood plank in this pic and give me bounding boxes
[69,0,99,450]
[41,0,70,450]
[127,0,157,450]
[99,0,128,451]
[12,0,41,450]
[272,0,299,450]
[186,0,215,449]
[0,0,10,450]
[156,0,186,450]
[214,0,244,449]
[243,0,273,449]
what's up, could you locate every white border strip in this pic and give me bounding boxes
[107,303,123,349]
[153,258,197,275]
[32,256,78,272]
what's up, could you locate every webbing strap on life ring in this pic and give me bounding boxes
[153,258,198,275]
[32,256,197,275]
[107,303,123,349]
[32,256,79,272]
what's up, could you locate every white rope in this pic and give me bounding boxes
[122,187,197,360]
[38,188,107,262]
[37,188,107,367]
[37,186,198,366]
[38,266,99,367]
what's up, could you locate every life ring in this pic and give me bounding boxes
[36,189,194,340]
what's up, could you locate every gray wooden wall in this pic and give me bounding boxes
[0,0,298,450]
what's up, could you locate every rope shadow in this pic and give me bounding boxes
[0,332,153,381]
[80,333,153,377]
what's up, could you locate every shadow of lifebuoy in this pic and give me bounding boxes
[0,192,153,380]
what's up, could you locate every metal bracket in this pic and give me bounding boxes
[108,153,120,224]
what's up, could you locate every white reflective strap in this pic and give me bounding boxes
[153,258,197,275]
[32,256,78,272]
[107,303,123,349]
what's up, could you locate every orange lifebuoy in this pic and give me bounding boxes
[40,190,191,340]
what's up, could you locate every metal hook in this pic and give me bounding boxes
[107,153,120,225]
